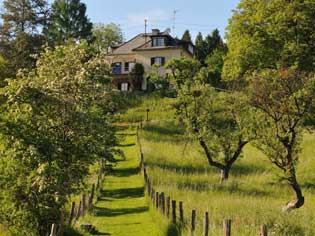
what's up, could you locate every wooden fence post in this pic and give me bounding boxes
[60,210,64,236]
[160,192,165,214]
[203,212,209,236]
[191,210,196,236]
[81,194,86,216]
[88,193,93,209]
[155,192,159,209]
[50,223,57,236]
[143,168,147,182]
[151,189,155,204]
[75,201,82,219]
[261,225,268,236]
[91,184,95,202]
[166,197,170,218]
[172,200,176,223]
[140,152,144,169]
[69,202,75,225]
[147,180,151,196]
[179,201,184,224]
[223,219,232,236]
[96,174,100,190]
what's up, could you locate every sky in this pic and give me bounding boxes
[0,0,240,41]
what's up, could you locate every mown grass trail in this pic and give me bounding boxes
[82,126,162,236]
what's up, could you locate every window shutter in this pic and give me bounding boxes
[161,57,165,66]
[151,58,155,65]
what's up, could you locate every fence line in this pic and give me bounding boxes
[136,126,268,236]
[49,163,104,236]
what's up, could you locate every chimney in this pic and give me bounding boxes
[152,29,160,35]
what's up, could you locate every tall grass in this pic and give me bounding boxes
[134,95,315,236]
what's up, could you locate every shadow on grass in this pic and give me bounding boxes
[166,223,181,236]
[111,167,140,177]
[117,142,136,147]
[144,123,184,136]
[93,206,148,217]
[100,186,144,199]
[147,161,267,177]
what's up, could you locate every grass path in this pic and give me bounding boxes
[83,126,162,236]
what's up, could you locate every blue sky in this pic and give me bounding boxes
[0,0,240,41]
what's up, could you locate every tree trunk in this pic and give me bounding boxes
[220,168,230,183]
[283,167,304,211]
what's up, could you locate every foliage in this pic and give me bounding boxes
[0,42,116,235]
[194,29,226,65]
[148,64,171,97]
[224,0,315,210]
[0,55,8,87]
[92,23,124,54]
[129,63,144,91]
[196,49,226,88]
[247,69,315,210]
[181,29,192,42]
[0,0,49,78]
[165,58,200,89]
[45,0,93,45]
[223,0,315,81]
[177,83,254,181]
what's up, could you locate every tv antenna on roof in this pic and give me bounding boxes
[172,9,178,36]
[144,19,148,43]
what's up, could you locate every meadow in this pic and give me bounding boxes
[127,93,315,236]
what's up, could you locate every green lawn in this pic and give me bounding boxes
[75,125,167,236]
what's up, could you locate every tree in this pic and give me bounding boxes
[166,58,201,89]
[45,0,93,45]
[181,29,192,42]
[194,32,207,64]
[0,55,8,86]
[248,69,315,211]
[148,64,171,97]
[0,42,116,235]
[223,0,315,210]
[129,63,144,91]
[204,29,225,56]
[223,0,315,81]
[1,0,48,35]
[0,0,49,78]
[194,29,226,65]
[92,23,124,54]
[197,49,226,88]
[177,83,254,182]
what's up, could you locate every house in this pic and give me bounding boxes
[105,29,194,91]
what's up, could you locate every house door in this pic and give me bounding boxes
[121,83,129,91]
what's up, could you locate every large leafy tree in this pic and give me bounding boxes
[223,0,315,210]
[92,23,124,54]
[248,69,315,210]
[45,0,93,45]
[223,0,315,81]
[166,58,201,89]
[0,0,48,78]
[177,83,254,182]
[0,42,116,235]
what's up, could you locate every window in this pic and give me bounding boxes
[188,44,194,54]
[124,62,129,72]
[152,37,165,47]
[151,57,165,66]
[112,62,121,74]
